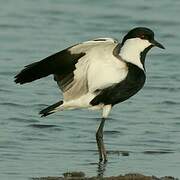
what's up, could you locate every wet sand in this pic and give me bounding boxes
[32,172,178,180]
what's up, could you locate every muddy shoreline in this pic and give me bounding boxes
[32,172,178,180]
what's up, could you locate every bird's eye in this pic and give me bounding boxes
[140,35,145,39]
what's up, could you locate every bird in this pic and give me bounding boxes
[14,27,165,162]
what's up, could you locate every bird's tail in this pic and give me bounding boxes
[39,101,63,117]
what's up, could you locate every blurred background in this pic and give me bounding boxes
[0,0,180,179]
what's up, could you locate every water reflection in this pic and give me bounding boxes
[97,161,107,177]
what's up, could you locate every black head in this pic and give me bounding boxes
[122,27,165,49]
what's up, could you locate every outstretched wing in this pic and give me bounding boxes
[14,48,85,84]
[14,38,126,102]
[14,38,117,84]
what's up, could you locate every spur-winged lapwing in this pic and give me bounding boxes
[14,27,165,162]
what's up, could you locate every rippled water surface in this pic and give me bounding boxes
[0,0,180,179]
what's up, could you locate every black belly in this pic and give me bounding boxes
[90,63,146,106]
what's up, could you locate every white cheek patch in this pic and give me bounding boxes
[120,38,151,70]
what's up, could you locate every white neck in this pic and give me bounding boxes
[120,38,151,70]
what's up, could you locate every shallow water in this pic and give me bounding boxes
[0,0,180,179]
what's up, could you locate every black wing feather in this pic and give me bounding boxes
[14,48,85,84]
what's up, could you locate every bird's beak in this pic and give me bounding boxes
[151,39,165,49]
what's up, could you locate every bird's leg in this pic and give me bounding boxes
[96,117,107,162]
[96,105,112,162]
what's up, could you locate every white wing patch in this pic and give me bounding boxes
[87,44,128,92]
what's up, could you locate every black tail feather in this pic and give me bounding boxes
[39,101,63,117]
